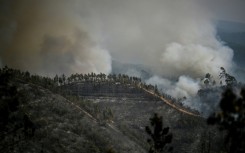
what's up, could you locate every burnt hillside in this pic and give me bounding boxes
[65,82,146,97]
[0,67,224,153]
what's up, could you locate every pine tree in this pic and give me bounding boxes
[207,88,245,153]
[145,113,173,153]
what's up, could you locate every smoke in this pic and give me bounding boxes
[161,42,233,78]
[146,75,200,99]
[0,0,235,77]
[39,31,111,76]
[0,0,240,112]
[0,0,111,76]
[80,0,234,79]
[90,0,234,101]
[202,0,245,23]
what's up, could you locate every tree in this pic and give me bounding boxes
[61,74,66,85]
[203,73,215,87]
[25,71,30,79]
[204,79,209,87]
[145,113,173,153]
[207,88,245,153]
[0,71,36,151]
[219,67,237,86]
[58,76,63,85]
[54,75,59,85]
[154,85,160,95]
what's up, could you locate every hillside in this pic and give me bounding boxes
[0,67,224,153]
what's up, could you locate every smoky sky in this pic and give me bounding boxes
[0,0,112,76]
[0,0,244,78]
[202,0,245,23]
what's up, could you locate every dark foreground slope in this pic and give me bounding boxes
[1,79,147,153]
[0,72,224,153]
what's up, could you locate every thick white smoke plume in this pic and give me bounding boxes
[146,75,200,99]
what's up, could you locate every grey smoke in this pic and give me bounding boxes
[0,0,112,76]
[146,75,200,99]
[39,30,111,76]
[0,0,237,77]
[80,0,235,86]
[0,0,243,113]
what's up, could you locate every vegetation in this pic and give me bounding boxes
[208,88,245,153]
[145,113,173,153]
[0,67,36,152]
[219,67,237,86]
[0,66,198,114]
[0,66,226,153]
[201,67,238,88]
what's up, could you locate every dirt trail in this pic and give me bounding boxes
[140,86,200,117]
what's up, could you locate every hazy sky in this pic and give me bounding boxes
[203,0,245,23]
[0,0,244,77]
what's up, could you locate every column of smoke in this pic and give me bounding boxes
[0,0,236,114]
[0,0,112,76]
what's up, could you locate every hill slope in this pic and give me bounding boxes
[0,68,224,153]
